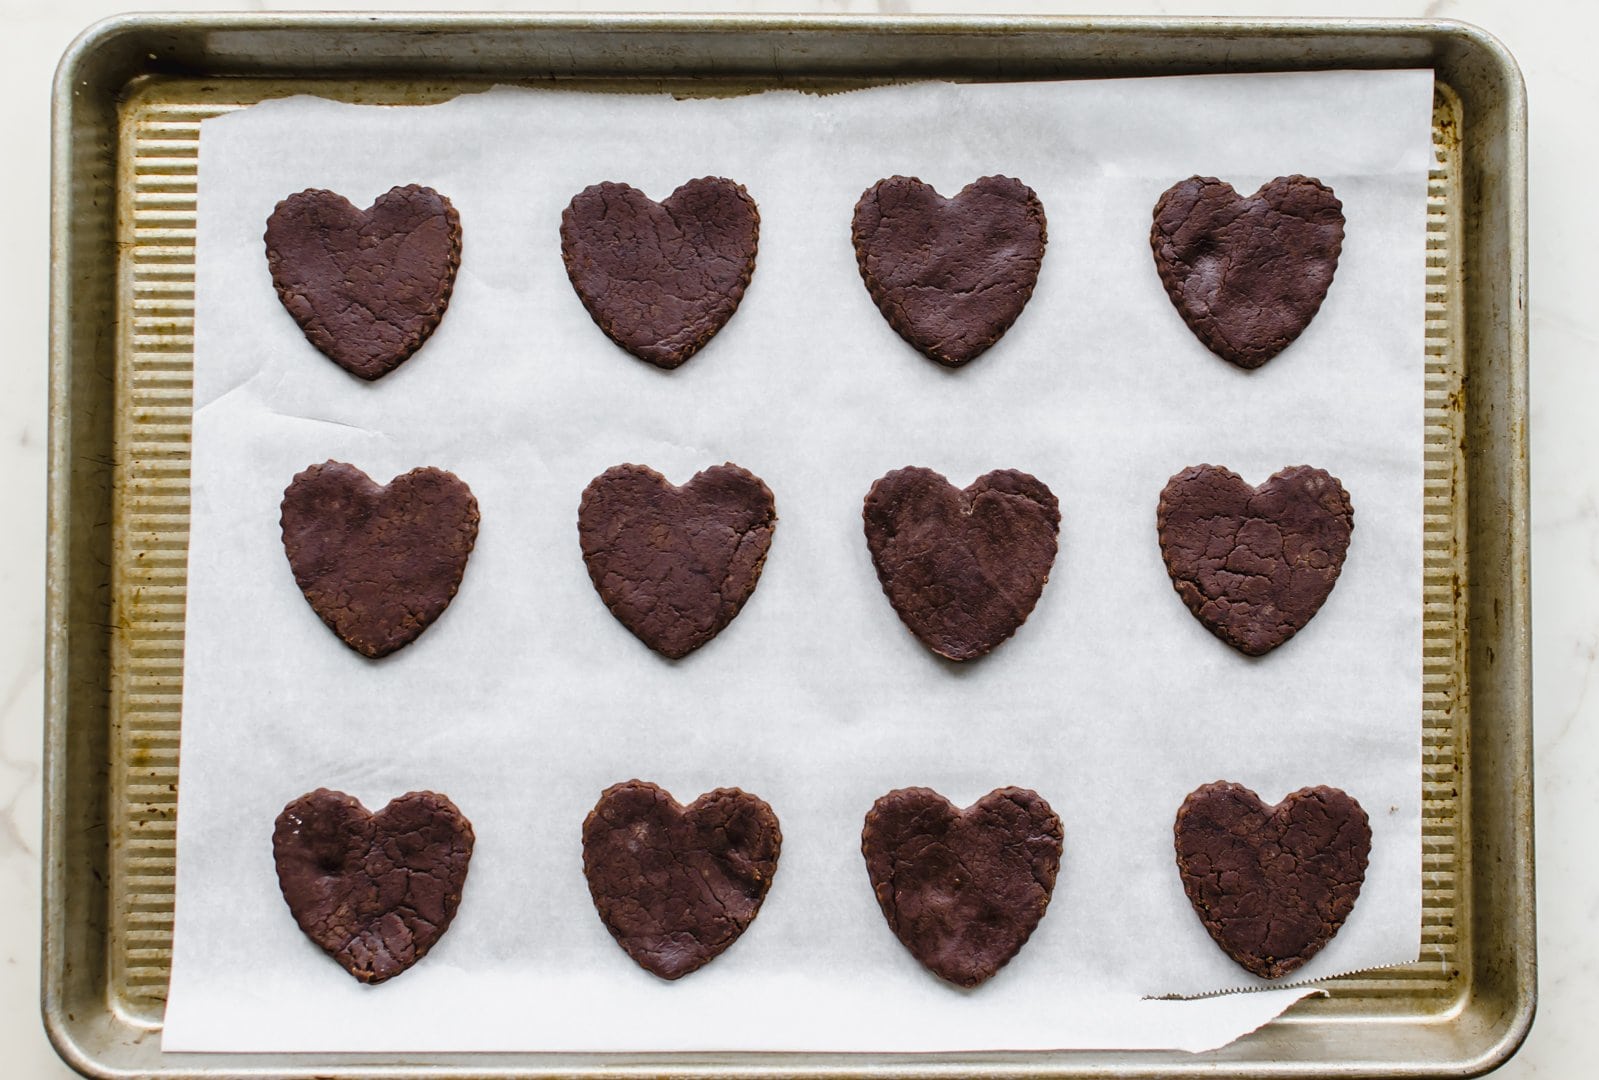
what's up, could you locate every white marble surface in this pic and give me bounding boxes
[0,0,1583,1075]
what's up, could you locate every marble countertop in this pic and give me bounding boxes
[2,0,1583,1075]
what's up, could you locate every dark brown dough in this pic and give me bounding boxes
[560,178,760,369]
[1174,781,1371,980]
[851,175,1047,366]
[863,467,1059,661]
[862,787,1063,988]
[273,788,474,983]
[280,461,480,658]
[265,185,462,380]
[1157,464,1352,656]
[581,780,782,980]
[1150,175,1344,369]
[577,463,776,659]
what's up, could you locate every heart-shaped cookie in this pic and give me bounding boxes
[1157,464,1353,656]
[852,175,1047,366]
[560,178,760,369]
[273,788,475,983]
[1150,175,1344,369]
[1174,781,1370,979]
[265,185,462,380]
[577,463,776,659]
[280,461,480,658]
[582,780,782,980]
[863,467,1059,661]
[862,787,1063,988]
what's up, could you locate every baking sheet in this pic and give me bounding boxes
[164,71,1432,1053]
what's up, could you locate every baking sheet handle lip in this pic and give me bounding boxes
[1451,8,1533,1070]
[1428,15,1533,1071]
[41,10,1543,32]
[1487,7,1534,1069]
[45,11,1534,81]
[45,12,143,1080]
[43,12,85,1080]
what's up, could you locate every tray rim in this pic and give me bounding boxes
[44,12,1531,1080]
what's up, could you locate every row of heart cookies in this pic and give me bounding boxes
[281,459,1354,661]
[264,173,1345,379]
[273,779,1372,988]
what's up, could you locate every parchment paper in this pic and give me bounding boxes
[165,71,1433,1053]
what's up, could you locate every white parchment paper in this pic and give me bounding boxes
[165,71,1433,1053]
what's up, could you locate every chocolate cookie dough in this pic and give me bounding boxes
[851,175,1047,366]
[577,463,776,659]
[280,461,480,658]
[1157,464,1352,656]
[1150,175,1344,369]
[862,787,1063,988]
[265,185,462,380]
[1174,781,1371,980]
[582,780,782,980]
[273,788,474,983]
[560,178,760,369]
[863,467,1059,661]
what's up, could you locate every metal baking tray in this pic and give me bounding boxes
[45,14,1530,1080]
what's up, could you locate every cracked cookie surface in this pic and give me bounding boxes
[560,178,760,369]
[265,185,462,380]
[1150,175,1344,369]
[273,788,475,983]
[861,787,1063,988]
[577,463,776,659]
[280,461,480,658]
[1174,781,1370,980]
[851,175,1047,366]
[582,780,782,980]
[863,467,1059,661]
[1157,464,1352,656]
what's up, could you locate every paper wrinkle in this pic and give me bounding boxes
[190,366,267,419]
[264,408,399,441]
[165,71,1433,1054]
